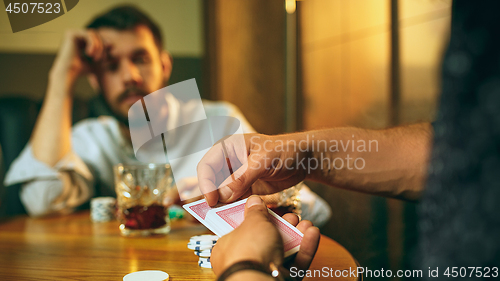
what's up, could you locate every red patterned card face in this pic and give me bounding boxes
[183,199,223,236]
[215,203,246,229]
[204,199,248,235]
[268,211,303,255]
[184,198,303,257]
[189,201,211,220]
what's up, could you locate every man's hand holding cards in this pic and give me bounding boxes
[183,197,303,257]
[183,196,321,279]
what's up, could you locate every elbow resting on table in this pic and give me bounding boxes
[20,173,91,217]
[20,179,65,217]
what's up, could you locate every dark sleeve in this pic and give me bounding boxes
[418,0,500,274]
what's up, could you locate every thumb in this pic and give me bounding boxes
[217,157,264,203]
[244,195,268,219]
[243,195,284,267]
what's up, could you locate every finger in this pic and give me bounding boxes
[89,31,103,61]
[85,31,94,57]
[197,143,226,206]
[197,165,219,207]
[296,220,313,234]
[217,160,263,203]
[86,31,97,58]
[203,190,219,207]
[235,189,253,201]
[200,179,219,207]
[215,168,227,187]
[244,195,269,219]
[282,213,300,227]
[292,226,320,271]
[243,196,285,268]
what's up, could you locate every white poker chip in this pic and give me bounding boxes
[194,248,212,254]
[194,250,211,257]
[90,197,116,222]
[91,197,116,205]
[190,235,219,241]
[198,261,212,269]
[188,240,217,245]
[199,257,211,263]
[123,270,169,281]
[187,244,214,251]
[187,242,215,249]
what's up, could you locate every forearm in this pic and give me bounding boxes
[306,123,433,201]
[31,72,74,167]
[226,270,274,281]
[20,170,93,217]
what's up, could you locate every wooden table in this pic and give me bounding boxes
[0,211,358,280]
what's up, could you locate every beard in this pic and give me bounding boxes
[98,87,150,127]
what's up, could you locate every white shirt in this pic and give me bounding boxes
[5,95,253,216]
[4,96,331,226]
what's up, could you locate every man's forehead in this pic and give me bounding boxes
[95,25,157,56]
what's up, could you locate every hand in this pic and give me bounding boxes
[211,196,320,280]
[197,133,310,206]
[50,29,105,83]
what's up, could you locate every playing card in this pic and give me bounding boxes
[204,198,303,257]
[205,198,247,236]
[267,209,303,257]
[182,199,225,236]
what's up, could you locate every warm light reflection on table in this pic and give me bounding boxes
[0,210,358,280]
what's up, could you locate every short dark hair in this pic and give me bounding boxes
[86,5,164,50]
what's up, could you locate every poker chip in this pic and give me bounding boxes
[187,244,214,251]
[198,260,212,269]
[188,239,217,245]
[187,242,215,247]
[189,235,219,241]
[189,235,217,269]
[123,270,169,281]
[199,257,211,263]
[194,250,211,257]
[90,197,116,222]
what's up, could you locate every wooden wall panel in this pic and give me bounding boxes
[400,0,452,124]
[208,0,286,135]
[300,1,392,272]
[300,0,390,130]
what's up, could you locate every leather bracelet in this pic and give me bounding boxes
[217,260,269,281]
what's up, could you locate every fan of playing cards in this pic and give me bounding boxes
[183,197,304,265]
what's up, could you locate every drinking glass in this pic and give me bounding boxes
[114,163,174,236]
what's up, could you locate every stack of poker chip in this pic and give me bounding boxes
[90,197,116,222]
[188,235,219,269]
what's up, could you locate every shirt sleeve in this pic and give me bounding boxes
[3,144,94,217]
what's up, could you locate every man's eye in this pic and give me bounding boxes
[133,56,149,64]
[105,62,118,72]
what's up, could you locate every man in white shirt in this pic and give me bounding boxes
[4,6,331,226]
